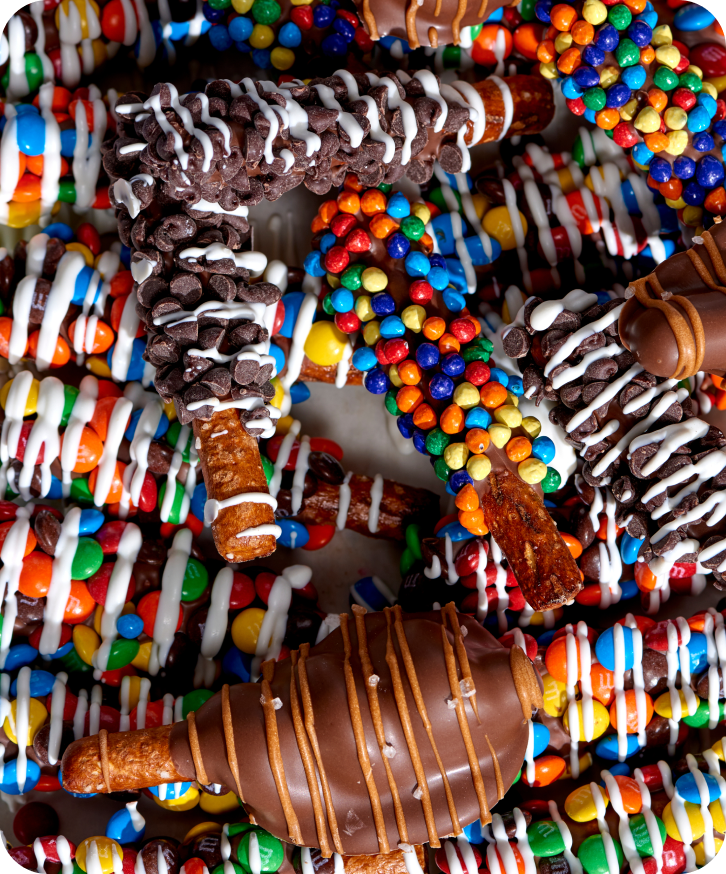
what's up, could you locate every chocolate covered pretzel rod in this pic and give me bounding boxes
[503,288,726,590]
[105,73,553,205]
[619,217,726,380]
[61,605,543,855]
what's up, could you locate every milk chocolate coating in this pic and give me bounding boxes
[619,220,726,379]
[169,609,539,855]
[354,0,510,47]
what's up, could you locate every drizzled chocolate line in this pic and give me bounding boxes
[442,603,479,723]
[626,224,726,379]
[509,646,544,721]
[289,650,331,857]
[485,736,504,802]
[297,643,344,854]
[222,683,245,801]
[383,608,441,848]
[352,605,409,845]
[98,729,111,793]
[261,660,303,844]
[391,604,462,839]
[187,710,209,787]
[339,613,390,854]
[440,618,490,826]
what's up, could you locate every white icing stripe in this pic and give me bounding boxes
[148,528,193,675]
[205,492,277,525]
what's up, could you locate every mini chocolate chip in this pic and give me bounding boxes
[237,282,281,306]
[148,334,181,365]
[169,273,202,306]
[208,274,236,301]
[200,367,232,396]
[502,327,531,358]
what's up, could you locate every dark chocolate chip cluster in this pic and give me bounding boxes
[504,296,726,580]
[104,75,469,210]
[130,225,283,428]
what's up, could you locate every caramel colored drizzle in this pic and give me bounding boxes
[629,272,705,380]
[405,0,421,49]
[361,0,379,41]
[434,0,443,16]
[187,710,209,787]
[289,650,332,858]
[260,660,303,845]
[339,613,390,854]
[297,643,344,855]
[392,605,462,837]
[98,729,111,793]
[428,27,438,47]
[628,224,726,380]
[352,605,409,844]
[222,684,245,801]
[383,607,441,847]
[442,603,479,723]
[478,0,488,17]
[451,0,468,44]
[485,735,504,801]
[440,619,490,826]
[509,645,543,719]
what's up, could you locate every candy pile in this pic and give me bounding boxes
[0,538,327,795]
[529,608,726,785]
[448,743,726,874]
[1,1,372,100]
[536,0,726,224]
[0,224,144,380]
[304,174,499,321]
[0,374,202,527]
[6,813,292,873]
[0,83,112,228]
[201,0,375,69]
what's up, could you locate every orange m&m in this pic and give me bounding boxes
[60,426,104,473]
[88,461,127,504]
[522,755,567,787]
[27,331,70,367]
[609,689,654,733]
[19,551,53,598]
[63,580,96,624]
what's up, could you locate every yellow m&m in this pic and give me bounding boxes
[541,672,567,718]
[303,321,348,367]
[200,790,241,814]
[565,784,609,822]
[0,378,40,416]
[482,206,528,251]
[76,838,123,874]
[3,697,48,746]
[562,699,609,740]
[232,607,267,654]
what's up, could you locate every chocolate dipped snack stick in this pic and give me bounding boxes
[106,73,553,204]
[619,218,726,380]
[503,289,726,590]
[352,0,512,49]
[130,237,283,564]
[61,605,543,855]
